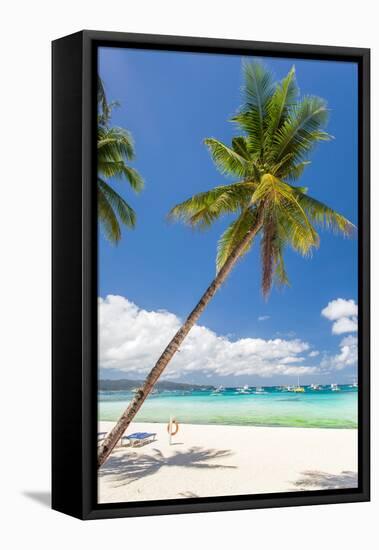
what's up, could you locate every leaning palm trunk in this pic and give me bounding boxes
[97,213,263,468]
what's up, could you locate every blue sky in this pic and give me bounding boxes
[98,47,358,386]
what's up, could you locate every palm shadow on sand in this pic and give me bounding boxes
[293,470,358,490]
[99,446,236,487]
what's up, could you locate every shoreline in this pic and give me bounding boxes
[98,421,358,504]
[98,418,357,429]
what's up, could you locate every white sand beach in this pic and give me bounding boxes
[98,421,358,503]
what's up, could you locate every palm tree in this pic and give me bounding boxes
[98,61,354,467]
[97,79,144,243]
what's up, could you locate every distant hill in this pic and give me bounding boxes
[99,378,215,392]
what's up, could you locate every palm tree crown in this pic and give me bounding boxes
[97,79,144,243]
[170,61,354,296]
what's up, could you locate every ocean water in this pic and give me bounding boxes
[98,386,358,429]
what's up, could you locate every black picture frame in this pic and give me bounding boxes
[52,30,370,520]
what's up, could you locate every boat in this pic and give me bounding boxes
[253,386,265,394]
[211,385,224,395]
[236,384,251,394]
[292,376,305,393]
[310,383,322,390]
[331,383,340,391]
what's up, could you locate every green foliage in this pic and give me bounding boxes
[168,182,256,229]
[97,78,144,243]
[216,208,259,272]
[170,61,354,296]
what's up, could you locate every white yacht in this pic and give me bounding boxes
[236,384,251,394]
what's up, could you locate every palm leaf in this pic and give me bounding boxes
[98,126,135,161]
[290,186,355,235]
[98,184,122,243]
[204,138,251,178]
[265,66,298,151]
[232,61,275,155]
[285,161,311,181]
[273,239,289,287]
[231,137,250,159]
[216,208,260,271]
[271,96,331,166]
[252,174,319,255]
[98,177,136,244]
[168,182,256,229]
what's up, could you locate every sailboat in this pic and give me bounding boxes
[293,375,305,393]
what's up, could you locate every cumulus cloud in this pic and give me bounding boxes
[331,317,358,335]
[99,295,317,379]
[309,351,320,358]
[320,298,358,371]
[258,315,270,321]
[321,335,358,371]
[321,298,358,335]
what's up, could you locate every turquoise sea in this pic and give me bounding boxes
[99,385,358,429]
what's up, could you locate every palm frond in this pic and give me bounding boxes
[98,177,136,232]
[98,126,135,161]
[265,66,298,151]
[270,96,331,167]
[98,184,122,243]
[232,61,275,155]
[231,137,250,159]
[204,138,251,178]
[119,165,144,192]
[251,174,319,255]
[273,239,289,287]
[216,208,260,272]
[285,161,311,181]
[168,182,256,229]
[290,186,355,235]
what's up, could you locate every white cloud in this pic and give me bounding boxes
[321,335,358,371]
[258,315,270,321]
[320,298,358,371]
[309,351,320,357]
[331,316,358,335]
[99,295,317,379]
[321,298,358,335]
[321,298,357,321]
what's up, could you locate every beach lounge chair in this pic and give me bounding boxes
[121,432,157,448]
